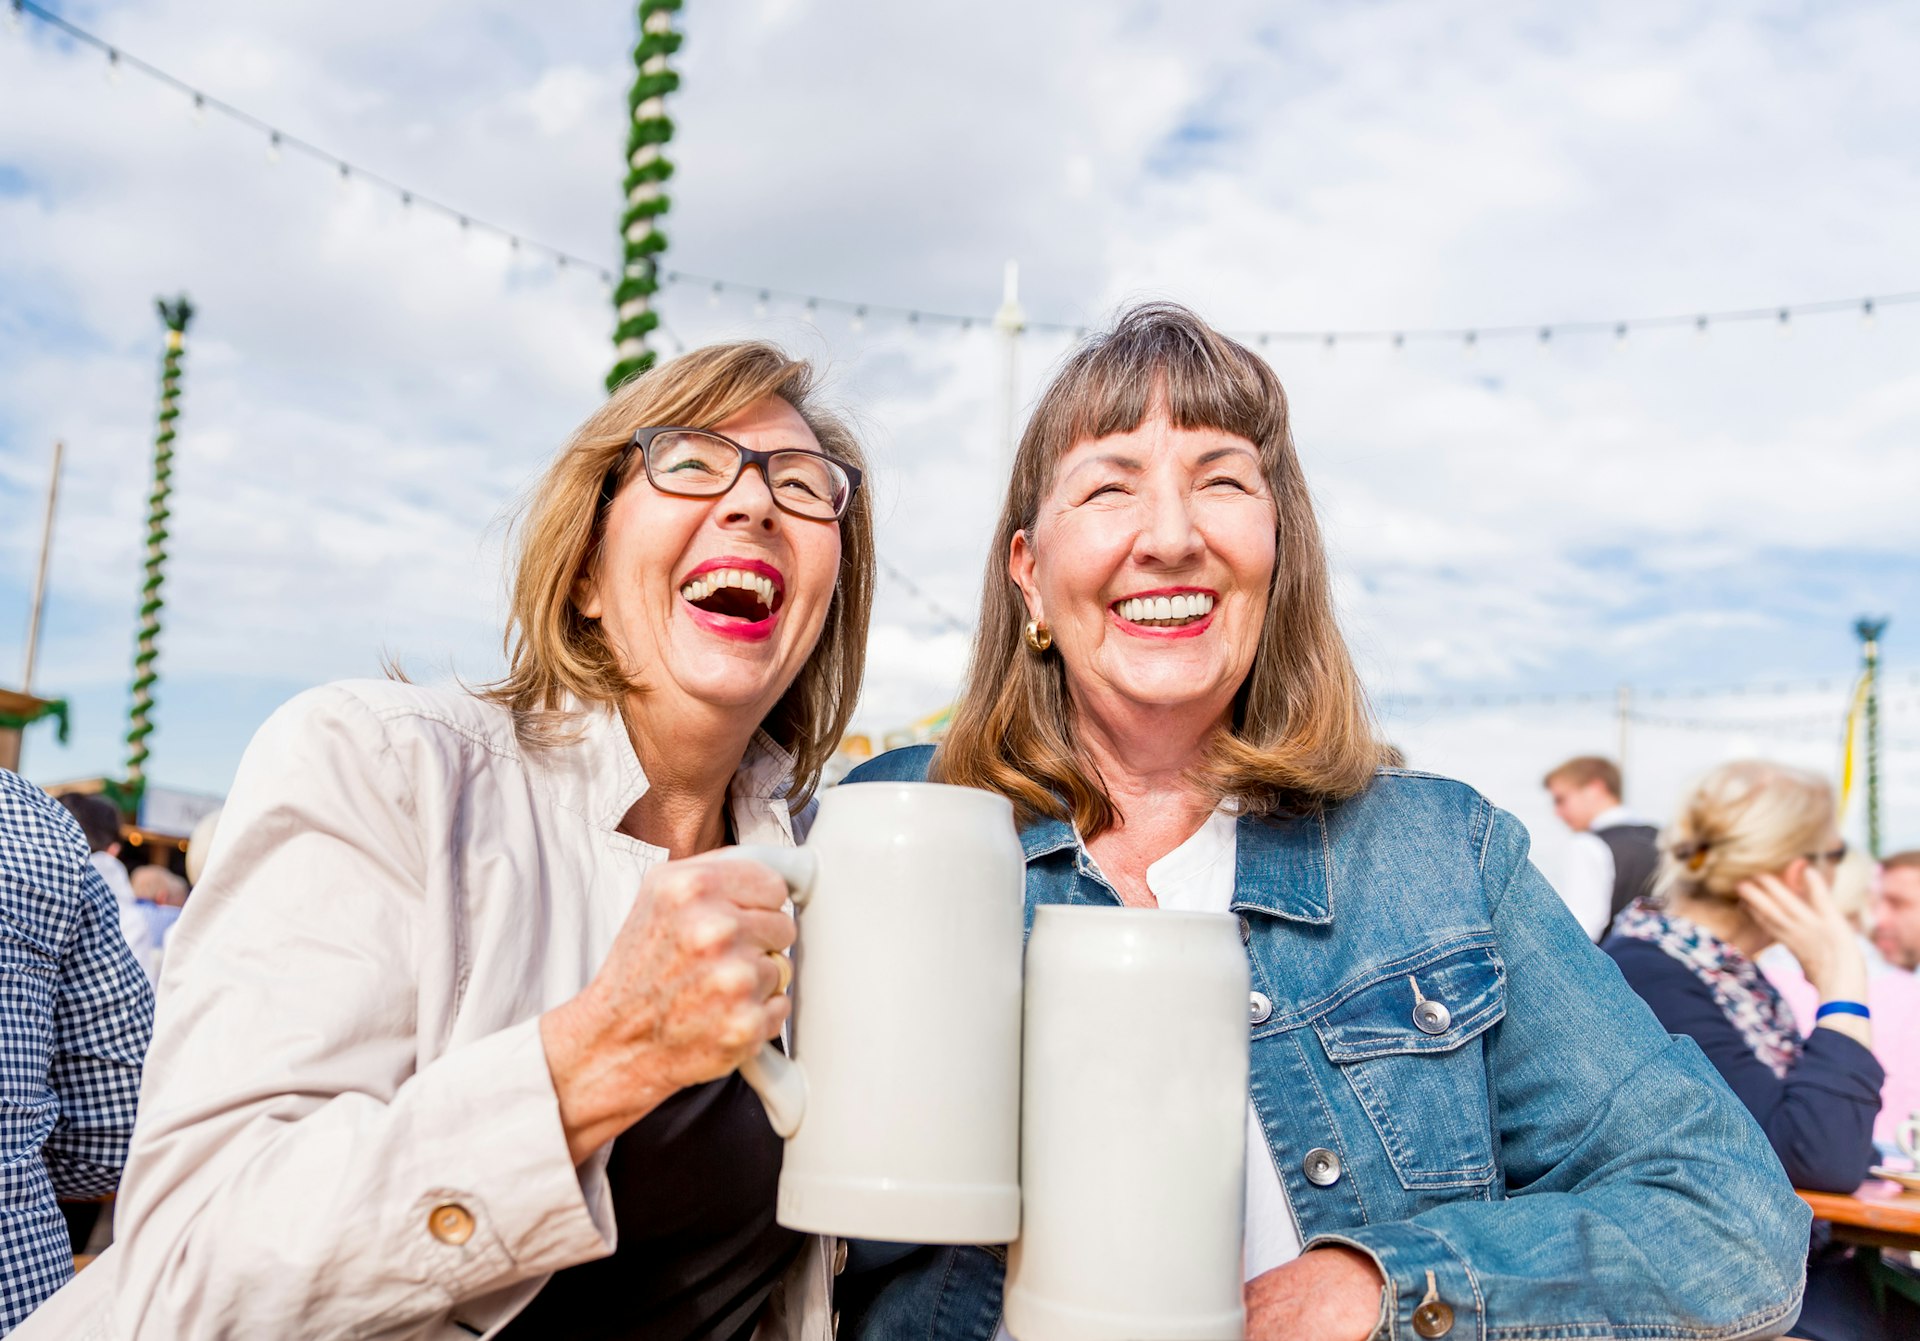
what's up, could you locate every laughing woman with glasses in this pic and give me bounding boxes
[18,344,872,1341]
[1606,761,1891,1341]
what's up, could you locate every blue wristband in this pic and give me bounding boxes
[1815,1000,1870,1021]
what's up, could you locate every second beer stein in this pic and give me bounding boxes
[1005,905,1250,1341]
[734,779,1027,1243]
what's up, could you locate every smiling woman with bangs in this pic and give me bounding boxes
[19,344,871,1341]
[842,303,1812,1341]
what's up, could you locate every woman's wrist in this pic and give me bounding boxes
[540,992,673,1165]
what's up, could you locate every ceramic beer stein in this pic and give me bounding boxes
[1898,1111,1920,1165]
[1005,905,1250,1341]
[734,779,1026,1243]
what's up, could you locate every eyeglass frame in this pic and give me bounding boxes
[601,426,864,520]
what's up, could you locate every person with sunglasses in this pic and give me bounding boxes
[1605,760,1887,1341]
[17,343,872,1341]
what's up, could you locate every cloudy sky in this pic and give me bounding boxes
[3,0,1917,882]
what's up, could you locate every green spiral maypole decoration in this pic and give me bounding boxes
[124,295,194,803]
[608,0,682,391]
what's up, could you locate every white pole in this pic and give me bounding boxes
[993,260,1026,473]
[1615,681,1632,800]
[22,439,64,694]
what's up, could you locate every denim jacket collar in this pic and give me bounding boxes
[1230,810,1333,926]
[1015,807,1333,926]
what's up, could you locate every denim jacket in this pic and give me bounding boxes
[838,747,1809,1340]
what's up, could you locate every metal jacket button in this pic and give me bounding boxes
[832,1239,849,1275]
[1412,1300,1455,1337]
[1249,991,1273,1025]
[428,1203,475,1246]
[1413,999,1452,1034]
[1302,1147,1342,1186]
[1237,914,1253,944]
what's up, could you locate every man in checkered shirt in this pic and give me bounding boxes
[0,769,153,1333]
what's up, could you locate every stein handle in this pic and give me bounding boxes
[731,845,817,1138]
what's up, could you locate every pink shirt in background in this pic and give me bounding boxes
[1761,944,1920,1152]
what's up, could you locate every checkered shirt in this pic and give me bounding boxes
[0,770,153,1333]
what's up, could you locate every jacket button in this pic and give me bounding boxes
[1249,991,1272,1025]
[1302,1147,1342,1187]
[832,1239,848,1275]
[1413,999,1452,1034]
[427,1203,475,1246]
[1237,914,1252,944]
[1412,1300,1455,1337]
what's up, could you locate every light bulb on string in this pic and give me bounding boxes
[1694,315,1709,339]
[266,130,282,164]
[851,306,867,334]
[1537,327,1552,348]
[1613,322,1629,350]
[1391,332,1405,351]
[708,282,721,309]
[1462,330,1477,355]
[337,161,352,190]
[906,311,921,337]
[191,93,207,125]
[804,299,819,325]
[7,2,22,36]
[106,48,122,83]
[754,290,770,319]
[1322,333,1336,354]
[1776,308,1792,337]
[1861,298,1876,325]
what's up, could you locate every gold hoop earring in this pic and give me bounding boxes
[1024,619,1052,653]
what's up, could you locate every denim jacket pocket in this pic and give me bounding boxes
[1311,942,1506,1191]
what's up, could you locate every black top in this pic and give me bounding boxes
[1604,936,1884,1191]
[1594,824,1660,935]
[499,1070,802,1341]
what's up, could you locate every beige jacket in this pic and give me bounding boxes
[17,680,834,1341]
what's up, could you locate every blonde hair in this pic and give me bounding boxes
[932,302,1379,836]
[1657,760,1836,904]
[482,342,874,808]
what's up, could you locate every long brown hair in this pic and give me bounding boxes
[483,342,874,808]
[934,302,1378,835]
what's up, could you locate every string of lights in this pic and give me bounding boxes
[1378,674,1920,713]
[875,557,973,635]
[12,0,1919,348]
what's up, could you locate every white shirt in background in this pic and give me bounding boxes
[996,812,1300,1338]
[1558,804,1647,941]
[88,849,159,986]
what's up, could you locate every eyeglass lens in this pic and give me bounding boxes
[646,431,849,519]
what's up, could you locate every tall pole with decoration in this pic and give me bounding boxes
[122,295,193,809]
[1854,616,1888,858]
[609,0,682,391]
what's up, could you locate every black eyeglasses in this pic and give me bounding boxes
[605,427,863,521]
[1807,842,1848,868]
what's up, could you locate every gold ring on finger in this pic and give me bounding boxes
[768,950,793,996]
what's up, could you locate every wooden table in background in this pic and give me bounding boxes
[1797,1181,1920,1253]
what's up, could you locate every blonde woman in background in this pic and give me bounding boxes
[1762,849,1920,1153]
[1605,760,1903,1341]
[20,342,873,1340]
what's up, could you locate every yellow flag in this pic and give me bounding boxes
[1838,671,1871,817]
